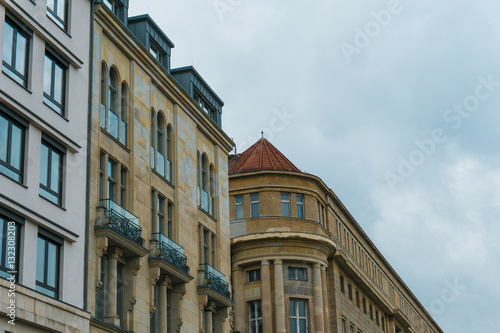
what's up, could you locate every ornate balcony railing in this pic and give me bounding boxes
[98,199,142,245]
[151,233,189,274]
[199,264,230,298]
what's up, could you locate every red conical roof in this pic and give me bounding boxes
[229,138,301,175]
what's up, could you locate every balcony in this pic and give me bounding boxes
[198,264,232,307]
[149,233,192,283]
[95,199,148,257]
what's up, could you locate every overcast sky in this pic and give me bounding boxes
[130,1,500,332]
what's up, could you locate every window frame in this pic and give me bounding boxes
[46,0,68,30]
[2,13,31,87]
[249,299,263,333]
[43,49,67,116]
[0,108,26,183]
[247,269,261,282]
[281,192,290,217]
[234,195,244,220]
[35,230,62,298]
[250,193,259,218]
[296,194,304,219]
[288,266,307,281]
[0,209,23,280]
[289,298,308,333]
[39,137,65,206]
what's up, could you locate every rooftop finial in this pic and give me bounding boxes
[261,130,264,139]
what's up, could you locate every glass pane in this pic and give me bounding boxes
[256,300,262,317]
[298,300,306,317]
[296,195,303,203]
[43,56,52,94]
[0,219,4,265]
[50,151,61,192]
[257,320,262,333]
[249,302,255,319]
[289,300,296,316]
[15,33,27,75]
[108,111,118,138]
[0,116,8,161]
[100,104,106,128]
[57,0,66,20]
[40,144,49,186]
[54,63,64,103]
[120,120,127,146]
[10,124,23,170]
[281,193,289,201]
[288,267,295,280]
[3,22,14,65]
[40,187,58,204]
[297,268,305,281]
[157,152,165,177]
[282,202,290,216]
[251,203,259,217]
[36,237,46,282]
[235,205,243,219]
[235,195,243,204]
[47,0,55,11]
[47,242,57,287]
[299,319,307,333]
[297,205,304,218]
[290,318,297,333]
[256,269,261,281]
[250,193,259,201]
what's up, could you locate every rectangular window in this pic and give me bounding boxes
[40,139,63,206]
[203,228,209,264]
[99,153,105,200]
[376,310,380,326]
[107,159,117,202]
[381,316,385,331]
[117,262,124,327]
[370,303,373,320]
[43,51,66,115]
[348,282,353,301]
[296,194,304,218]
[120,167,126,207]
[0,111,25,183]
[157,194,165,235]
[363,297,367,314]
[46,0,67,30]
[342,318,346,333]
[356,290,360,308]
[167,201,172,238]
[2,14,30,86]
[247,269,261,282]
[350,324,355,333]
[36,232,60,298]
[250,193,259,218]
[289,299,308,333]
[281,192,290,217]
[288,267,307,281]
[249,300,262,333]
[235,195,244,219]
[0,213,21,279]
[340,274,345,293]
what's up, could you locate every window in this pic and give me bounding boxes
[40,139,64,206]
[234,195,244,219]
[117,262,124,327]
[194,92,218,123]
[288,267,307,281]
[342,318,346,333]
[149,40,164,64]
[2,14,30,86]
[107,159,117,202]
[209,164,215,215]
[100,64,127,145]
[370,303,373,320]
[0,110,25,182]
[363,297,367,314]
[43,51,66,115]
[356,290,360,308]
[340,274,345,293]
[350,324,355,333]
[36,232,61,298]
[296,194,304,218]
[318,201,325,226]
[150,284,159,332]
[46,0,67,30]
[203,228,209,264]
[250,193,259,218]
[290,299,308,333]
[157,194,165,235]
[281,192,290,217]
[249,300,262,333]
[376,310,379,326]
[0,212,21,279]
[247,269,261,282]
[348,282,353,301]
[120,83,127,146]
[120,167,126,207]
[381,316,385,331]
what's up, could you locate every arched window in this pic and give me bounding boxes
[166,125,173,182]
[197,151,201,205]
[108,69,118,138]
[100,62,107,128]
[200,154,209,211]
[209,164,215,215]
[120,82,128,146]
[151,109,156,167]
[156,112,165,177]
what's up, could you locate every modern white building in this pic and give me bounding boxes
[0,0,91,331]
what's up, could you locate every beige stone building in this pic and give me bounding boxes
[229,139,443,333]
[87,1,233,332]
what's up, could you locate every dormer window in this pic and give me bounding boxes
[103,0,125,22]
[149,40,164,63]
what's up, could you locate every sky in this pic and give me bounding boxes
[129,1,500,332]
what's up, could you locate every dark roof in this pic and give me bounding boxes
[171,66,224,106]
[127,14,175,48]
[229,138,301,175]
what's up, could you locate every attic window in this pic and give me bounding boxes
[194,92,217,123]
[149,40,164,64]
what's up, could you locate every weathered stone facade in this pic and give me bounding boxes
[229,139,442,333]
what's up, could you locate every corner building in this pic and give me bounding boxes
[229,139,443,333]
[88,2,233,332]
[0,0,91,331]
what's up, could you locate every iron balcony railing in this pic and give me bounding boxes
[151,233,189,274]
[199,263,230,298]
[99,199,142,245]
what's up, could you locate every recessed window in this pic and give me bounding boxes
[348,282,353,300]
[356,290,360,308]
[342,318,347,333]
[281,192,290,217]
[100,64,128,145]
[289,299,308,333]
[36,232,60,298]
[40,139,64,206]
[250,193,259,218]
[247,269,261,282]
[369,303,373,320]
[376,309,379,326]
[235,195,244,219]
[381,316,385,331]
[340,274,345,293]
[296,194,304,218]
[0,111,25,183]
[288,267,307,281]
[363,297,367,314]
[350,324,355,333]
[249,300,262,333]
[107,159,117,202]
[46,0,68,30]
[0,213,21,280]
[2,15,30,87]
[43,51,66,115]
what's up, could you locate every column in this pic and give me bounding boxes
[205,302,216,333]
[104,247,122,325]
[321,265,330,333]
[312,263,325,333]
[158,275,170,332]
[232,265,245,333]
[274,259,286,333]
[261,260,272,333]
